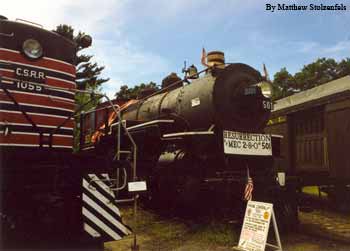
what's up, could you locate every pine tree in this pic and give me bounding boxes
[54,24,109,150]
[54,24,109,90]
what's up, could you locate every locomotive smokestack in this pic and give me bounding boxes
[207,51,225,69]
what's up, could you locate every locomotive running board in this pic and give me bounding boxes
[82,173,132,241]
[162,131,214,139]
[127,119,174,131]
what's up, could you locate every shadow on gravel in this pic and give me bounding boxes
[105,204,350,251]
[105,192,350,251]
[105,203,241,251]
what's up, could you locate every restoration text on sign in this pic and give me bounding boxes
[223,130,272,156]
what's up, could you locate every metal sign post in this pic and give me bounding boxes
[265,209,282,251]
[128,181,147,251]
[132,193,139,251]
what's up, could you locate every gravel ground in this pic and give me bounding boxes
[105,205,350,251]
[282,232,350,251]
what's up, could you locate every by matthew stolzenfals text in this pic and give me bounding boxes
[266,3,347,12]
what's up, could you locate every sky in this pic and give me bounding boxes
[2,0,350,98]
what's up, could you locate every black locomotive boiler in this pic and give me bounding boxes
[81,52,298,228]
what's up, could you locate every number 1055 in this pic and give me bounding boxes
[16,81,43,92]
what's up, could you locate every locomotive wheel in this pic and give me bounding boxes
[273,189,299,233]
[145,166,201,213]
[259,185,299,233]
[328,184,350,212]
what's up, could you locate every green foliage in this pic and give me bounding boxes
[115,81,159,100]
[271,67,296,100]
[272,57,350,100]
[54,24,109,90]
[73,90,102,151]
[337,58,350,77]
[55,24,74,41]
[54,24,108,151]
[295,58,338,90]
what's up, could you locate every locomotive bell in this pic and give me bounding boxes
[207,51,225,69]
[187,64,198,79]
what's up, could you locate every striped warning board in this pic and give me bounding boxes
[82,173,132,241]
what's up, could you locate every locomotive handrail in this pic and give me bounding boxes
[49,92,100,144]
[83,103,120,114]
[124,62,236,106]
[70,90,138,196]
[101,94,137,181]
[162,131,214,138]
[46,87,138,185]
[110,168,128,191]
[0,32,14,37]
[126,119,174,131]
[123,66,214,109]
[15,18,43,28]
[87,167,128,192]
[103,93,139,248]
[74,90,137,167]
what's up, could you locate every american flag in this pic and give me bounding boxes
[244,168,253,201]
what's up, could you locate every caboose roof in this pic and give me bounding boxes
[272,75,350,114]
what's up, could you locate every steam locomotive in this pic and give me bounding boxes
[81,52,298,228]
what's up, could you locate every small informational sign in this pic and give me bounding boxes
[191,97,200,107]
[128,181,147,192]
[223,130,272,156]
[238,201,273,251]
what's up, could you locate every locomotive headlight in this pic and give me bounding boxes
[22,39,43,59]
[257,81,273,98]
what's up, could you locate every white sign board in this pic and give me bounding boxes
[238,201,273,251]
[128,181,147,192]
[191,97,201,107]
[223,131,272,156]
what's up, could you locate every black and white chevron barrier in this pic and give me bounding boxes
[82,173,132,241]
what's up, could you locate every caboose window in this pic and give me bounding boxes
[294,107,327,170]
